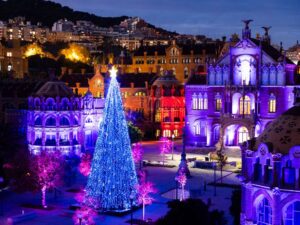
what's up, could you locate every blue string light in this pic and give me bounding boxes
[85,67,138,211]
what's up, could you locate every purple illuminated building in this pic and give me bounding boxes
[27,80,104,155]
[185,21,298,148]
[240,88,300,225]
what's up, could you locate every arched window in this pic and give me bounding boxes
[34,98,41,110]
[203,93,208,110]
[257,198,272,225]
[45,117,56,126]
[238,126,249,144]
[73,118,79,125]
[60,117,70,126]
[215,93,222,112]
[46,98,55,110]
[213,125,220,143]
[239,95,251,115]
[283,201,300,225]
[155,108,161,122]
[34,117,42,126]
[192,93,198,110]
[194,121,206,136]
[268,93,276,113]
[61,99,69,110]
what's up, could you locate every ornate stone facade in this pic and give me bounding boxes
[27,81,104,155]
[241,93,300,225]
[185,21,297,147]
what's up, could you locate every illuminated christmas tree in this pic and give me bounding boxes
[85,66,138,211]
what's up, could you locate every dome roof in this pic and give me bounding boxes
[152,71,181,87]
[35,81,74,98]
[255,105,300,154]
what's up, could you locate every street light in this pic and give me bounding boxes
[171,134,175,160]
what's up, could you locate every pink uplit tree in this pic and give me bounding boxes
[73,205,97,225]
[79,153,92,177]
[132,142,143,170]
[136,171,157,221]
[159,137,171,165]
[175,172,187,201]
[73,190,99,225]
[32,151,63,208]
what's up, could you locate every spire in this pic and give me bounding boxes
[242,19,253,39]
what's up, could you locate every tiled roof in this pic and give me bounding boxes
[255,105,300,155]
[251,38,294,64]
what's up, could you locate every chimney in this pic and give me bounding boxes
[145,81,148,89]
[81,68,86,75]
[130,82,134,89]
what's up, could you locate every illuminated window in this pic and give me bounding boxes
[135,91,146,96]
[203,93,208,110]
[163,130,171,137]
[239,95,251,115]
[156,129,160,137]
[238,126,249,144]
[194,121,206,136]
[215,93,222,112]
[198,93,203,110]
[268,93,276,113]
[155,109,161,122]
[257,198,272,225]
[6,52,12,57]
[173,129,179,137]
[192,93,198,110]
[7,63,12,71]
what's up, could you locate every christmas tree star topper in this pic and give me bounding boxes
[109,66,118,78]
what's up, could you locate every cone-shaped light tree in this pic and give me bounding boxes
[85,66,138,210]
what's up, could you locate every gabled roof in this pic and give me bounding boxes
[251,38,294,64]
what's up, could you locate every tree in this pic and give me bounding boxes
[216,150,227,184]
[156,199,227,225]
[31,151,64,208]
[85,67,138,210]
[230,189,241,225]
[128,122,143,144]
[175,172,187,201]
[160,137,171,165]
[78,153,92,177]
[132,142,143,170]
[135,171,156,221]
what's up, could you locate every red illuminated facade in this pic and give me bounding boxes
[150,71,185,138]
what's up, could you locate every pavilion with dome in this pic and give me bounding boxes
[27,80,104,155]
[240,87,300,225]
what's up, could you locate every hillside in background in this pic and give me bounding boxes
[0,0,128,27]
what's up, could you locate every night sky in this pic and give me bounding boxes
[53,0,300,48]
